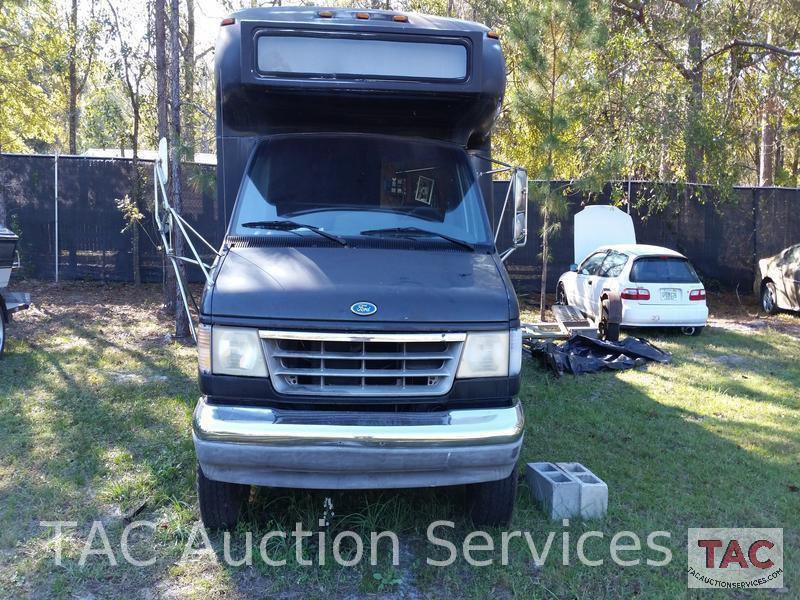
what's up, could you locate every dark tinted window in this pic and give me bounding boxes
[598,251,628,278]
[231,135,491,244]
[630,257,700,283]
[579,251,607,275]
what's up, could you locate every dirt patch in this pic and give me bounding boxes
[705,291,800,336]
[6,280,178,350]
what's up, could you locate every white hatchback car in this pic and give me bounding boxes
[556,244,709,336]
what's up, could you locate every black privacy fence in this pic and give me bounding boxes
[494,180,800,294]
[0,154,222,284]
[1,153,798,293]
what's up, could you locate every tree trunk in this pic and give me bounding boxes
[540,27,558,322]
[759,32,780,188]
[156,0,168,141]
[183,0,196,161]
[171,0,190,339]
[0,160,6,225]
[155,0,175,311]
[684,1,703,184]
[68,0,78,154]
[790,142,800,187]
[131,106,141,286]
[759,98,776,186]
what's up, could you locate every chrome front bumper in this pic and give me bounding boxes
[193,397,524,489]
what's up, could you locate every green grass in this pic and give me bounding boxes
[0,283,798,598]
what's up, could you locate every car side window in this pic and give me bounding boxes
[579,251,607,276]
[598,251,628,278]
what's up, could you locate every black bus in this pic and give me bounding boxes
[193,6,528,528]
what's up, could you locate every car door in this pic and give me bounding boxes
[575,251,608,315]
[592,251,629,315]
[783,244,800,310]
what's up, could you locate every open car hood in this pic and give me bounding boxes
[573,205,636,263]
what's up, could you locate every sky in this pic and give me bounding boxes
[194,0,232,55]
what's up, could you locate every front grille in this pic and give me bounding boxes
[260,331,465,396]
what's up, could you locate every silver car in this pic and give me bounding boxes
[756,243,800,314]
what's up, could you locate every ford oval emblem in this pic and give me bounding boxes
[351,302,377,316]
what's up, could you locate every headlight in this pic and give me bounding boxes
[211,326,268,377]
[456,331,510,378]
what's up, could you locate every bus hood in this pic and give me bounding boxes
[209,245,514,324]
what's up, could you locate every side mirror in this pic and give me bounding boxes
[512,168,528,247]
[570,263,578,272]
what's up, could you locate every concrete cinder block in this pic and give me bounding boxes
[525,462,580,520]
[557,462,608,520]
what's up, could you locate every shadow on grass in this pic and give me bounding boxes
[1,320,798,597]
[0,319,197,552]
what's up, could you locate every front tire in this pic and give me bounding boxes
[196,463,250,530]
[556,284,568,306]
[761,281,779,315]
[681,326,704,336]
[466,465,518,527]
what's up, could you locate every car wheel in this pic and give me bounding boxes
[681,326,704,336]
[761,282,779,315]
[599,300,620,342]
[466,465,518,527]
[556,284,568,306]
[196,463,250,530]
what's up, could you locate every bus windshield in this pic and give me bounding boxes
[230,135,493,247]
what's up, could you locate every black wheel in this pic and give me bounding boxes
[196,463,250,530]
[681,326,704,336]
[599,301,620,342]
[761,281,779,315]
[556,284,568,306]
[466,465,518,527]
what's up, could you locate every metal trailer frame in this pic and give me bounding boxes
[153,138,221,342]
[0,244,31,358]
[521,297,623,342]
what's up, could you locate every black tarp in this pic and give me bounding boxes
[526,334,672,376]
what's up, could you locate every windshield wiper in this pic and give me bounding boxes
[241,220,347,246]
[360,227,474,251]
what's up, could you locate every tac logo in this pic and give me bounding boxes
[687,528,783,589]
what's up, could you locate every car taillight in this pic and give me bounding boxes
[621,288,650,300]
[689,289,706,301]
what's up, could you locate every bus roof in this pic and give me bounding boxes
[227,6,493,33]
[215,6,505,148]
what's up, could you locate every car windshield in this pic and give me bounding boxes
[630,257,700,283]
[229,135,492,246]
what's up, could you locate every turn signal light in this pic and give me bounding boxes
[487,30,500,39]
[621,288,651,301]
[220,17,235,26]
[318,10,334,18]
[355,12,370,19]
[689,289,706,301]
[392,15,408,22]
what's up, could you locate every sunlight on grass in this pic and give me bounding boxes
[1,286,798,598]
